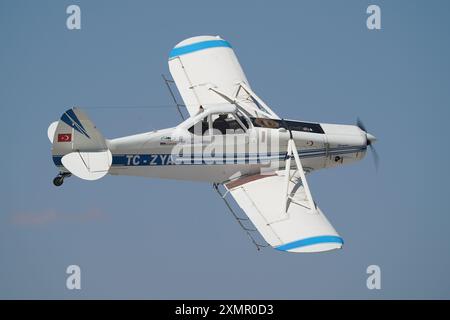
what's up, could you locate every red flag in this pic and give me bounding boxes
[57,133,72,142]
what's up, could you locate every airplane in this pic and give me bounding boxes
[47,35,377,253]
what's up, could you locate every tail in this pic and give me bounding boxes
[48,108,112,181]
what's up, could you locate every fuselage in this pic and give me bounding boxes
[105,116,368,183]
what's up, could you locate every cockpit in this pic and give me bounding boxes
[180,105,251,136]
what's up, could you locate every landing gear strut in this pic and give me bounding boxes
[53,172,71,187]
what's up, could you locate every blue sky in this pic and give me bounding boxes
[1,0,449,298]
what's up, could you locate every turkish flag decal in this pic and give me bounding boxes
[57,133,72,142]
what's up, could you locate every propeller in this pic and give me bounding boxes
[357,118,379,171]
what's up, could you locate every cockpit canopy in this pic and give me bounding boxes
[177,104,251,136]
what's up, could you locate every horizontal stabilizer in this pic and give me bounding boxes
[47,121,58,143]
[61,150,112,181]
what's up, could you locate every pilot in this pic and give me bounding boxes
[212,114,228,134]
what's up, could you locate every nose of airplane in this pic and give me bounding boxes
[366,133,377,145]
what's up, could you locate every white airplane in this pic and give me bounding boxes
[48,35,377,253]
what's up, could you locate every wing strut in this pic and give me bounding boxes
[208,85,278,119]
[282,138,316,214]
[213,183,269,251]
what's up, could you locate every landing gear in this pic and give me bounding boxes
[53,176,63,186]
[53,172,71,187]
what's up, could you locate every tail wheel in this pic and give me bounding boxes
[53,176,64,187]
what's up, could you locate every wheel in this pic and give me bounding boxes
[53,176,64,187]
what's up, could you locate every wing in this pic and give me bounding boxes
[224,170,343,253]
[168,35,279,119]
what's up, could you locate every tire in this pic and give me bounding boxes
[53,176,63,187]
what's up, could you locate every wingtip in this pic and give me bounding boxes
[275,235,344,253]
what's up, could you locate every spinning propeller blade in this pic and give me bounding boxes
[357,118,379,171]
